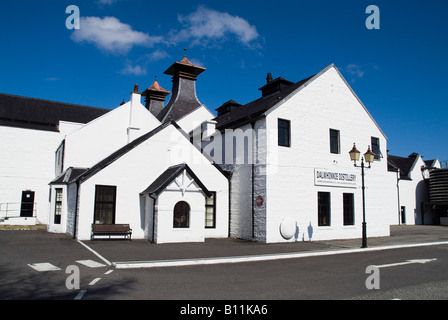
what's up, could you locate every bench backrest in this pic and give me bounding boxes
[92,224,130,232]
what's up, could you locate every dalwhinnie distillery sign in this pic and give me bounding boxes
[314,168,357,188]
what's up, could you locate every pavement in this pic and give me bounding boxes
[76,225,448,269]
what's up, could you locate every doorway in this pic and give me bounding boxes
[20,191,35,217]
[401,206,406,224]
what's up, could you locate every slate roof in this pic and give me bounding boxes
[156,55,206,123]
[50,167,89,185]
[0,93,110,132]
[49,119,229,185]
[215,75,315,130]
[214,64,387,141]
[387,153,419,180]
[141,163,211,197]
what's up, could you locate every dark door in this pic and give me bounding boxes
[20,191,35,217]
[401,206,406,224]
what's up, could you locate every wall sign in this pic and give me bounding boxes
[256,195,263,207]
[314,168,357,188]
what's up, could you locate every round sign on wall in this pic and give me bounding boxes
[256,195,263,207]
[279,218,296,240]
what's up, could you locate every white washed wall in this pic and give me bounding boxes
[398,156,429,225]
[64,96,160,169]
[176,105,215,134]
[75,124,229,241]
[155,187,205,244]
[0,126,64,224]
[262,66,395,242]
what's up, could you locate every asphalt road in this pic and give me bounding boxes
[1,229,448,305]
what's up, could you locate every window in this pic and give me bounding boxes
[371,137,381,160]
[173,201,190,228]
[55,141,65,176]
[330,129,340,154]
[54,188,63,224]
[94,185,116,225]
[205,192,216,228]
[318,192,331,226]
[343,193,355,226]
[278,119,291,147]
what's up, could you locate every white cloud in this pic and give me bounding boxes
[345,64,365,79]
[96,0,119,5]
[119,64,147,76]
[145,49,170,62]
[71,16,164,54]
[170,6,260,48]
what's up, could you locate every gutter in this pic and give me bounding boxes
[251,121,255,240]
[73,180,80,239]
[149,194,157,243]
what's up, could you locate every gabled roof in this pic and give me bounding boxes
[215,75,314,130]
[387,153,420,180]
[75,121,177,184]
[0,93,110,132]
[71,120,228,185]
[214,64,387,139]
[141,163,211,197]
[50,167,89,185]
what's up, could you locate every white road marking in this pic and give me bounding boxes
[104,269,114,275]
[89,278,101,286]
[76,259,106,268]
[77,240,112,266]
[28,263,61,272]
[74,290,87,300]
[113,241,448,269]
[375,258,437,269]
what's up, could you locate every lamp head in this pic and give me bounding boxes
[364,145,376,164]
[349,143,361,162]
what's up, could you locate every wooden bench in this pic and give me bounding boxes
[91,224,132,240]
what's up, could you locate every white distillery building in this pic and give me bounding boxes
[47,56,229,243]
[208,64,397,242]
[1,55,412,243]
[388,153,441,225]
[0,94,110,226]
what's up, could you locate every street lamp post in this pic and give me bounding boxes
[349,143,375,248]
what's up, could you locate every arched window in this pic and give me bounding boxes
[173,201,190,228]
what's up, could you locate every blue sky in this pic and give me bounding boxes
[0,0,447,163]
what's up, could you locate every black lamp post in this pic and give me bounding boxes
[349,143,375,248]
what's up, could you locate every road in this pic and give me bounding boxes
[94,245,448,300]
[1,230,448,304]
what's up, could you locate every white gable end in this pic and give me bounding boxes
[63,95,160,170]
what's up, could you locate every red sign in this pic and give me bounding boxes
[256,195,263,207]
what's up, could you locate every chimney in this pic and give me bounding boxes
[130,83,141,106]
[157,52,206,123]
[128,84,142,143]
[142,78,170,117]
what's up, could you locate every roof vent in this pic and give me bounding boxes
[258,75,294,98]
[215,100,242,117]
